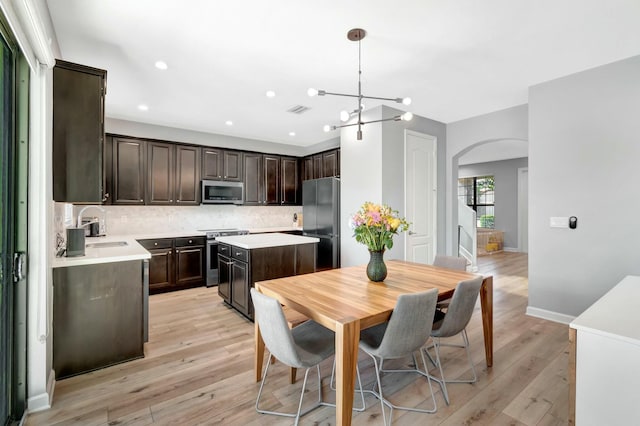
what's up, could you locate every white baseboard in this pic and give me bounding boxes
[504,246,519,252]
[526,306,575,325]
[27,369,55,413]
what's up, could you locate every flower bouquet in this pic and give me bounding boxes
[350,202,410,281]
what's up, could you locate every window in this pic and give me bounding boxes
[458,175,495,228]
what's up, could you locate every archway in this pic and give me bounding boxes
[450,138,528,261]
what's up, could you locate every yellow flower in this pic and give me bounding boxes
[389,218,401,231]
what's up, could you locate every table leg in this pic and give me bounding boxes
[254,320,265,382]
[335,318,359,426]
[480,276,494,367]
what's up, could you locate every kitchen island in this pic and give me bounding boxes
[215,233,319,319]
[52,236,151,379]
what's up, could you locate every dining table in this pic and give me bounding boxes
[254,259,493,426]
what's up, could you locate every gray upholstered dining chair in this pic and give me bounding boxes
[433,254,467,271]
[251,288,336,425]
[423,276,484,405]
[358,289,439,426]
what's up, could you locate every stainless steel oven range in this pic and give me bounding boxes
[199,228,249,287]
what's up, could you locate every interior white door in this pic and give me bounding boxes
[518,167,529,253]
[404,130,437,264]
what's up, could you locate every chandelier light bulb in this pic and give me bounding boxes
[307,88,319,97]
[401,112,414,121]
[402,97,412,106]
[323,125,332,132]
[340,110,350,122]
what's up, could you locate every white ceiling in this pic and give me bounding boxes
[45,0,640,148]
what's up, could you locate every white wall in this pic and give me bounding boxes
[459,157,528,250]
[340,105,446,267]
[446,105,528,255]
[528,55,640,319]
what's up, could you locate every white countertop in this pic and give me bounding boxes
[570,275,640,346]
[51,227,307,268]
[216,232,319,249]
[52,235,151,268]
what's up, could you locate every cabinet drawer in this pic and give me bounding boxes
[175,236,205,247]
[138,238,173,250]
[218,243,231,257]
[231,247,249,262]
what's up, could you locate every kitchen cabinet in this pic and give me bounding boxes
[243,152,263,205]
[139,236,205,294]
[302,156,314,181]
[53,260,145,379]
[302,149,340,181]
[111,137,146,205]
[280,156,299,205]
[312,154,323,179]
[175,237,206,286]
[147,142,201,205]
[217,244,231,303]
[175,145,201,204]
[147,142,173,205]
[216,234,318,320]
[53,60,107,203]
[263,155,280,204]
[322,149,340,177]
[202,148,243,181]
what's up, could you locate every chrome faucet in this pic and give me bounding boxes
[77,205,107,234]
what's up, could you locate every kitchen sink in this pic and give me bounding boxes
[86,241,128,248]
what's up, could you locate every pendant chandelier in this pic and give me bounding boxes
[308,28,413,140]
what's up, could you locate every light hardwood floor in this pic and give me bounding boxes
[26,252,570,425]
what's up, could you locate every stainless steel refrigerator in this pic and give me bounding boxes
[303,177,340,270]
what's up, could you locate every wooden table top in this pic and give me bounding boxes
[256,259,483,331]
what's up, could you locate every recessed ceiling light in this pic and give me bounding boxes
[138,104,149,111]
[155,61,168,70]
[225,120,233,126]
[266,90,276,98]
[289,132,296,137]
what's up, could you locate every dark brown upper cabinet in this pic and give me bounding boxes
[112,137,146,205]
[263,155,280,205]
[302,148,340,181]
[53,60,107,203]
[147,142,200,205]
[312,154,323,179]
[202,148,242,182]
[280,156,299,205]
[243,153,263,205]
[175,145,200,205]
[147,142,174,205]
[322,149,340,178]
[302,156,314,181]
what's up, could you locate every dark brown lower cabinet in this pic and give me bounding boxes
[139,237,205,294]
[218,242,316,320]
[53,260,144,379]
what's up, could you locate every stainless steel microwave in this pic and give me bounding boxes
[201,180,244,204]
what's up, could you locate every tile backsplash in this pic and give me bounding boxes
[86,204,301,236]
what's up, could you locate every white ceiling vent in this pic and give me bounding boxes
[287,105,311,114]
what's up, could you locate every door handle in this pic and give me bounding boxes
[408,231,416,235]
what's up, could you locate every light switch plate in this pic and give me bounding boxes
[550,217,569,228]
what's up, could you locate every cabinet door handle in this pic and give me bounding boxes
[102,193,110,202]
[154,242,158,246]
[140,199,143,202]
[188,239,193,243]
[235,252,242,256]
[168,251,172,255]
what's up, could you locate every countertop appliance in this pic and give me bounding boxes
[302,177,340,270]
[199,228,249,286]
[201,180,244,204]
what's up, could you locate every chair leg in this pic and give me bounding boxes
[255,351,325,424]
[363,351,438,426]
[329,358,366,411]
[423,329,478,406]
[290,367,297,384]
